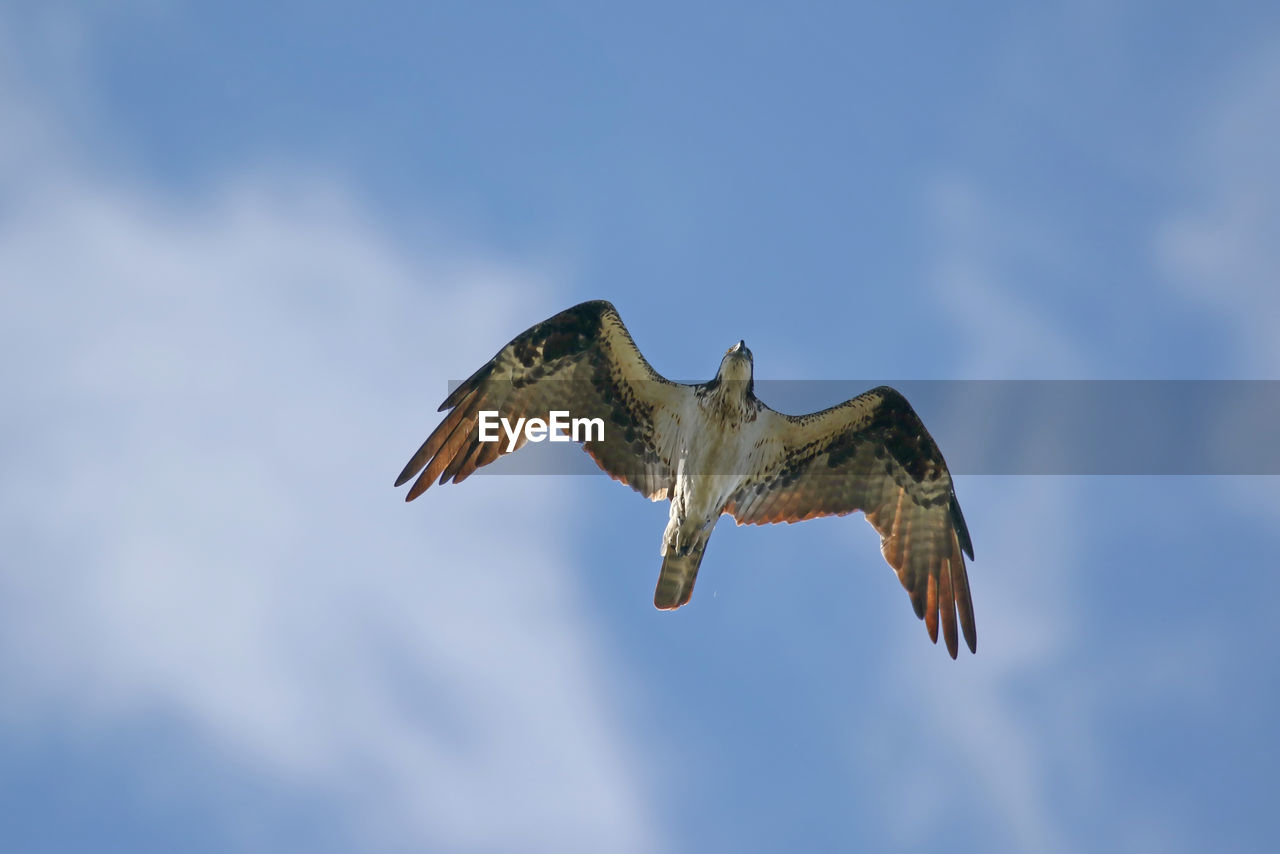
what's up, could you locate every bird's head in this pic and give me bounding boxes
[716,339,755,385]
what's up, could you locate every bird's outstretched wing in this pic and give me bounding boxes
[396,300,691,501]
[726,386,976,657]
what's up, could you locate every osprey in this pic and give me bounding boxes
[396,300,977,657]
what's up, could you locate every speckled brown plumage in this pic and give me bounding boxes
[726,387,976,657]
[396,300,684,501]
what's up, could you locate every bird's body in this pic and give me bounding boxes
[655,361,768,608]
[396,300,978,657]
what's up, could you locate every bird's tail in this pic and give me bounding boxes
[654,532,711,610]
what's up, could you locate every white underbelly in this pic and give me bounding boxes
[670,417,757,522]
[657,401,773,555]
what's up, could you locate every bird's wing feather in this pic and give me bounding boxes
[396,300,691,500]
[726,386,976,657]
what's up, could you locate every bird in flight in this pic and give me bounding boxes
[395,300,976,657]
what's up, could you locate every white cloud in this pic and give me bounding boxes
[897,167,1220,852]
[926,175,1090,380]
[898,29,1280,843]
[0,46,659,854]
[1153,38,1280,526]
[852,475,1089,854]
[832,173,1098,852]
[1155,38,1280,374]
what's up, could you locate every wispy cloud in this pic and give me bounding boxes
[888,32,1280,852]
[926,175,1090,380]
[0,40,658,853]
[1155,38,1280,375]
[830,171,1093,853]
[1154,41,1280,516]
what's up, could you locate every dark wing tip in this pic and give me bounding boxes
[439,363,494,412]
[405,471,434,501]
[394,457,423,489]
[950,491,974,560]
[900,540,976,659]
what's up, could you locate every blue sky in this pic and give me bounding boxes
[2,2,1278,852]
